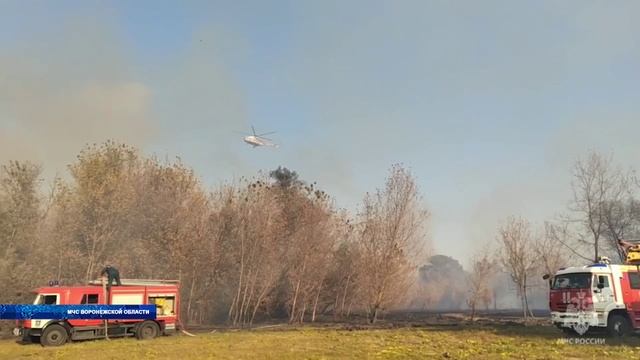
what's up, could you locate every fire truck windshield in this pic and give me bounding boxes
[34,294,58,305]
[552,273,592,289]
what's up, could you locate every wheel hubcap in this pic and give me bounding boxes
[49,331,62,343]
[613,321,626,335]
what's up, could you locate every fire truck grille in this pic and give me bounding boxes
[555,303,568,312]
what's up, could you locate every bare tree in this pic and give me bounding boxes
[601,197,640,263]
[325,224,361,319]
[284,193,337,324]
[498,217,538,322]
[225,178,285,326]
[0,161,42,257]
[357,164,429,323]
[466,250,496,321]
[539,222,568,278]
[66,141,139,282]
[568,151,632,262]
[0,161,44,303]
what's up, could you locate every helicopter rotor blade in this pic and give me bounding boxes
[257,136,273,141]
[257,131,276,137]
[252,125,256,136]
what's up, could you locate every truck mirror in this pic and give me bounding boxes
[597,283,604,289]
[542,274,550,280]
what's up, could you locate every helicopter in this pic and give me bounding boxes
[239,126,279,148]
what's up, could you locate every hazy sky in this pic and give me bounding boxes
[1,1,639,264]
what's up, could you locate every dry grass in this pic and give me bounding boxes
[1,325,640,359]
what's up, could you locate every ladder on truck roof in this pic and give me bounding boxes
[88,279,180,286]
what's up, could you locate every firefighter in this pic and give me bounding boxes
[100,264,122,288]
[618,239,640,264]
[618,239,635,252]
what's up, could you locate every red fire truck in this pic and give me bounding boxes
[14,279,180,346]
[548,262,640,336]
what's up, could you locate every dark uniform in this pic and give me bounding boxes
[100,265,122,287]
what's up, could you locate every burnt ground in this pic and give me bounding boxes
[181,309,553,334]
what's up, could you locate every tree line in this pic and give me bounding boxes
[472,151,640,322]
[402,150,640,323]
[2,142,633,327]
[0,141,429,326]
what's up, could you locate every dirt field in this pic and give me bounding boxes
[1,323,639,360]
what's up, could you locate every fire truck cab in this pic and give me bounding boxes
[14,279,180,346]
[549,263,640,337]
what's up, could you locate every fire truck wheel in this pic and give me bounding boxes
[40,324,68,347]
[136,321,160,340]
[607,315,631,337]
